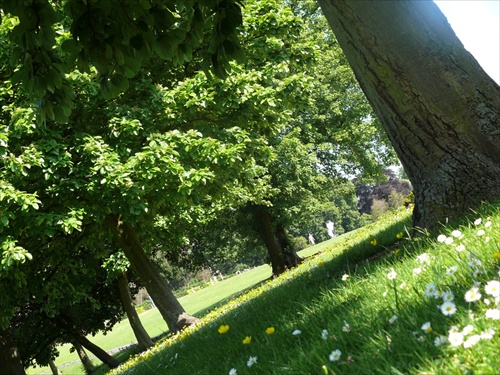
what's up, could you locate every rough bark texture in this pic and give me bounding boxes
[72,341,95,375]
[117,272,154,350]
[105,214,198,333]
[253,206,303,276]
[0,328,25,375]
[73,334,120,369]
[318,0,500,228]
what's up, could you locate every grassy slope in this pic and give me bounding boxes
[108,203,500,375]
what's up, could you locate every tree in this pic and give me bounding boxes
[317,0,500,228]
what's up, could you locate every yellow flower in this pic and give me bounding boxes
[266,327,275,335]
[396,232,403,239]
[242,336,252,344]
[370,239,377,246]
[218,325,230,334]
[493,252,500,259]
[394,248,401,255]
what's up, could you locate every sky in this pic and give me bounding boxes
[434,0,500,83]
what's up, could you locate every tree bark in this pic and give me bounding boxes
[73,333,120,369]
[318,0,500,228]
[48,357,62,375]
[72,341,95,375]
[117,272,154,350]
[0,328,25,375]
[105,214,198,333]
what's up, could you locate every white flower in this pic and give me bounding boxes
[485,221,492,227]
[444,237,454,245]
[440,301,457,316]
[462,324,474,335]
[464,287,482,302]
[480,328,495,340]
[321,329,328,341]
[485,308,500,320]
[463,334,481,348]
[229,369,237,375]
[468,258,482,268]
[329,349,341,362]
[342,321,350,332]
[484,298,490,305]
[437,234,447,243]
[446,266,457,276]
[342,274,349,281]
[247,357,257,368]
[421,322,432,333]
[455,244,466,252]
[473,218,482,225]
[477,229,485,236]
[442,290,454,302]
[448,331,464,347]
[292,330,302,335]
[434,335,448,347]
[413,267,422,275]
[416,253,431,266]
[485,280,500,297]
[449,325,460,334]
[387,268,397,280]
[434,290,444,299]
[425,282,438,297]
[473,269,482,278]
[451,230,463,238]
[389,315,398,324]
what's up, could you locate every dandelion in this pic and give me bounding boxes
[370,238,377,246]
[464,287,482,302]
[477,229,485,236]
[389,315,398,324]
[387,268,397,280]
[229,369,237,375]
[396,232,404,239]
[218,325,230,334]
[446,266,457,276]
[437,234,447,243]
[473,218,482,225]
[421,322,432,333]
[451,230,463,238]
[342,274,349,281]
[463,334,481,348]
[448,331,464,347]
[425,282,438,297]
[329,349,342,362]
[413,267,422,275]
[440,301,457,316]
[292,330,302,335]
[494,252,500,259]
[242,336,252,345]
[434,336,448,347]
[247,356,257,368]
[321,329,328,340]
[265,327,275,335]
[342,321,350,332]
[455,244,466,252]
[485,280,500,297]
[485,308,500,320]
[442,290,455,302]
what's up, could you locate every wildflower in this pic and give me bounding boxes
[417,335,426,342]
[425,282,438,297]
[473,218,482,225]
[389,315,398,324]
[485,220,492,227]
[494,252,500,259]
[455,244,465,252]
[416,253,431,266]
[484,298,490,305]
[485,308,500,320]
[477,229,485,236]
[247,356,257,368]
[342,321,350,332]
[472,269,482,278]
[370,239,377,246]
[464,287,482,302]
[329,349,341,362]
[265,327,275,335]
[229,369,237,375]
[480,328,495,340]
[387,268,397,280]
[434,289,444,299]
[463,334,481,348]
[437,234,447,243]
[413,267,422,275]
[421,322,432,333]
[446,266,457,276]
[442,290,454,302]
[218,325,230,334]
[394,248,401,255]
[321,329,328,340]
[434,336,448,347]
[342,274,349,281]
[396,232,403,239]
[448,331,464,347]
[462,325,474,335]
[468,258,482,268]
[440,301,457,316]
[451,230,463,238]
[445,237,454,245]
[242,336,252,345]
[485,280,500,297]
[292,330,302,335]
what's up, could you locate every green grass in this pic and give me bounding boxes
[106,203,500,375]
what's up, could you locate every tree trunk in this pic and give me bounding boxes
[117,272,154,350]
[48,357,62,375]
[0,328,25,375]
[253,205,302,276]
[318,0,500,228]
[72,341,95,375]
[105,214,198,333]
[73,333,120,369]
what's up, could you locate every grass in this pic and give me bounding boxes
[106,203,500,375]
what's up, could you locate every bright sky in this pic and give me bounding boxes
[434,0,500,83]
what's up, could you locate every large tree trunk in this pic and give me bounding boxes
[117,272,154,350]
[72,341,95,375]
[318,0,500,228]
[73,333,120,369]
[253,205,302,276]
[0,328,25,375]
[105,214,198,333]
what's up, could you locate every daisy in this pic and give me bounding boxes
[247,357,257,368]
[455,244,465,252]
[425,282,438,297]
[448,331,464,347]
[485,280,500,297]
[292,330,302,335]
[464,287,482,302]
[468,258,482,268]
[389,315,398,324]
[462,325,474,335]
[442,290,454,302]
[477,229,485,236]
[229,369,237,375]
[329,349,341,362]
[485,220,492,227]
[485,308,500,320]
[440,301,457,316]
[480,328,495,340]
[446,266,457,276]
[434,335,448,347]
[437,234,447,243]
[421,322,432,333]
[451,230,463,238]
[413,267,422,275]
[321,329,328,340]
[445,237,454,245]
[473,218,482,225]
[342,321,350,332]
[342,274,349,281]
[463,334,481,348]
[387,268,397,280]
[417,253,431,266]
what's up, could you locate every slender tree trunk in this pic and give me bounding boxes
[105,214,198,333]
[72,341,95,374]
[318,0,500,228]
[0,328,25,375]
[117,272,154,350]
[48,357,62,375]
[73,333,120,369]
